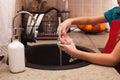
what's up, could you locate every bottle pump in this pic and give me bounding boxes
[8,28,25,73]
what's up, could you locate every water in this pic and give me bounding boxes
[59,48,62,66]
[57,38,63,66]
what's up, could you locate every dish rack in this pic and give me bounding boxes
[22,7,61,40]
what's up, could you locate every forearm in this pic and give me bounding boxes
[68,15,107,25]
[58,37,117,66]
[71,49,117,66]
[70,16,93,25]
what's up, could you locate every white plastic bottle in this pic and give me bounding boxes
[8,36,25,73]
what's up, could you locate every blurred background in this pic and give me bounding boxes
[0,0,118,47]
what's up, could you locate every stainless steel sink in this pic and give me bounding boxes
[25,44,95,70]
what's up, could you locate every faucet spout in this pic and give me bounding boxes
[45,7,62,24]
[45,7,61,15]
[12,11,36,46]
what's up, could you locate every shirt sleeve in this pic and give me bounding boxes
[104,7,118,25]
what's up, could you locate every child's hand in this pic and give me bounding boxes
[57,37,77,55]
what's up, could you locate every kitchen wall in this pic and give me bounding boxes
[23,0,57,11]
[14,0,22,36]
[23,0,118,17]
[68,0,118,17]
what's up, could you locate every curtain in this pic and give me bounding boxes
[0,0,16,45]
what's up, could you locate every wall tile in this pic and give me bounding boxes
[22,0,118,17]
[68,0,118,17]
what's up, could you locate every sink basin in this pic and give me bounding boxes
[25,44,95,70]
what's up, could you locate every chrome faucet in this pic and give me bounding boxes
[12,11,36,46]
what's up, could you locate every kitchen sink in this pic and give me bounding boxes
[25,44,95,70]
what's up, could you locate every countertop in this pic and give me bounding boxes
[0,30,120,80]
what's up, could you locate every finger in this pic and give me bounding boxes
[57,43,65,48]
[63,35,72,44]
[57,25,67,36]
[62,26,68,34]
[57,43,61,48]
[57,43,65,51]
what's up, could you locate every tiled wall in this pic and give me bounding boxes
[15,0,22,12]
[68,0,118,17]
[23,0,57,11]
[22,0,118,17]
[14,0,22,28]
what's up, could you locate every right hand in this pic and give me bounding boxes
[57,19,72,37]
[57,36,77,55]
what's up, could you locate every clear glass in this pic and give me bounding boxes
[43,22,56,33]
[42,14,56,33]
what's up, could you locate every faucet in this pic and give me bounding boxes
[12,11,36,46]
[45,7,62,24]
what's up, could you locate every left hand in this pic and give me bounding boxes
[57,19,72,37]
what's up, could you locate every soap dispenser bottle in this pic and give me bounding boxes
[8,34,25,73]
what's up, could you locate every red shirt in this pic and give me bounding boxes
[103,20,120,53]
[103,20,120,73]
